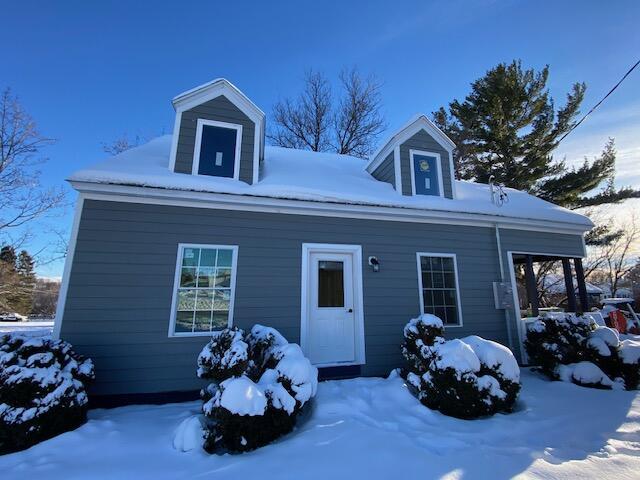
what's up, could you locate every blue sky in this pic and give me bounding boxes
[3,0,639,277]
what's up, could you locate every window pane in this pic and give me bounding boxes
[434,306,446,321]
[318,261,344,307]
[175,311,194,332]
[432,272,445,288]
[215,268,232,287]
[422,271,432,288]
[413,154,440,196]
[177,289,196,310]
[198,125,237,178]
[442,257,454,271]
[193,311,212,331]
[431,257,443,271]
[196,267,215,288]
[444,272,456,289]
[195,290,214,310]
[421,256,431,270]
[433,290,445,306]
[445,307,458,325]
[212,311,229,329]
[217,249,233,267]
[214,290,230,311]
[180,268,197,287]
[444,289,457,306]
[200,249,217,267]
[423,289,434,307]
[182,248,200,267]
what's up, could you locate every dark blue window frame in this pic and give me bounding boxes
[196,122,239,178]
[412,152,441,196]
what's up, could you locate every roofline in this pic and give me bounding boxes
[69,180,593,236]
[367,114,456,173]
[171,78,266,118]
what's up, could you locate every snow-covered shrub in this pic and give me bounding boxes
[525,313,640,390]
[402,314,520,419]
[197,325,317,453]
[0,334,95,454]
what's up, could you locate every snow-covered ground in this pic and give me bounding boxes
[0,322,53,336]
[1,369,639,479]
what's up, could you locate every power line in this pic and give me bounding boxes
[557,58,640,145]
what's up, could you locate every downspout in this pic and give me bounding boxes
[495,224,514,351]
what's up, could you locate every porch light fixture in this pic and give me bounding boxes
[368,256,380,272]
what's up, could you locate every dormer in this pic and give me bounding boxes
[366,115,456,199]
[168,79,265,185]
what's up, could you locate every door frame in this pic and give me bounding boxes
[300,243,366,367]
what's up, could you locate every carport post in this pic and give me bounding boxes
[574,258,589,313]
[524,255,539,317]
[562,258,578,312]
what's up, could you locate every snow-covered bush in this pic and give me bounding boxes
[0,334,95,454]
[402,314,520,419]
[197,325,317,453]
[525,313,640,390]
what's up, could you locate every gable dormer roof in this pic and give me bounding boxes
[169,78,265,184]
[366,114,455,174]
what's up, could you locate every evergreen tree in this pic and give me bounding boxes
[16,250,36,314]
[433,61,639,225]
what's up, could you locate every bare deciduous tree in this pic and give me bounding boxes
[102,133,143,155]
[332,68,386,157]
[269,68,386,158]
[0,89,64,235]
[586,215,639,296]
[269,70,332,152]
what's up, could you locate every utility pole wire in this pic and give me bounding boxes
[557,58,640,145]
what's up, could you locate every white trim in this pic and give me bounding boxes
[71,181,593,236]
[505,249,586,362]
[367,114,456,173]
[393,145,401,192]
[191,119,243,181]
[409,149,445,198]
[168,111,182,172]
[252,122,261,184]
[173,78,265,119]
[300,243,366,367]
[52,195,85,339]
[447,147,457,199]
[167,243,239,338]
[416,252,464,328]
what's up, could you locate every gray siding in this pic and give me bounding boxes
[61,200,516,395]
[399,129,453,198]
[371,151,395,188]
[174,95,256,184]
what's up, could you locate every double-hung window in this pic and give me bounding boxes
[192,119,242,179]
[169,244,238,336]
[416,253,462,326]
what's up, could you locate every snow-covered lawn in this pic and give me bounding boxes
[1,369,639,480]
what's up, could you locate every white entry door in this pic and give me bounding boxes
[305,249,358,365]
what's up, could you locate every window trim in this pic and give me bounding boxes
[415,251,463,327]
[168,243,239,338]
[409,149,445,198]
[191,119,243,181]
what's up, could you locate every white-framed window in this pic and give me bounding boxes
[416,252,463,327]
[192,119,243,180]
[409,149,444,197]
[168,243,239,337]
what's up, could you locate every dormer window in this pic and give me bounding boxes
[192,119,242,179]
[410,149,443,197]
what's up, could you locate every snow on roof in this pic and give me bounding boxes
[69,135,593,229]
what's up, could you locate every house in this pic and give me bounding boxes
[54,79,593,401]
